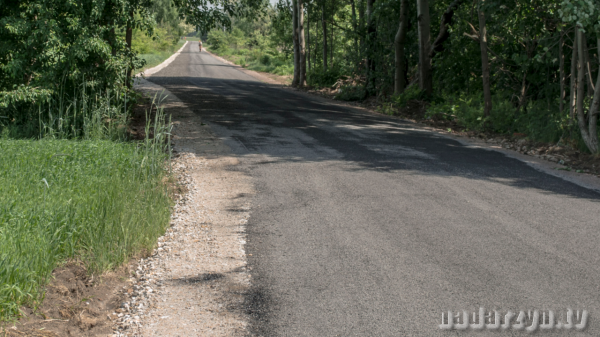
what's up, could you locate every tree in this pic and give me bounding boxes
[365,0,376,92]
[394,0,409,94]
[559,30,565,114]
[298,0,307,86]
[575,29,599,152]
[569,28,578,120]
[416,0,432,95]
[478,0,492,117]
[322,3,328,71]
[429,0,466,60]
[559,0,600,153]
[292,0,300,86]
[0,0,151,108]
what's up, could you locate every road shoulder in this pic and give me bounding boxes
[113,78,254,336]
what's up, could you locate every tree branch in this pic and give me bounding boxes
[429,0,466,59]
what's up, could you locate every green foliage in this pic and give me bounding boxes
[206,13,294,77]
[307,66,344,88]
[0,0,184,320]
[392,85,428,108]
[207,29,231,50]
[0,87,173,320]
[134,25,187,72]
[559,0,600,32]
[134,27,180,55]
[426,92,583,145]
[335,85,366,101]
[0,0,152,101]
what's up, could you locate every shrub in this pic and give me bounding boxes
[335,85,366,101]
[307,66,343,88]
[391,85,428,108]
[260,54,271,66]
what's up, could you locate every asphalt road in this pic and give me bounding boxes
[148,42,600,336]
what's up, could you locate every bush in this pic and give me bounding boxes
[207,30,230,51]
[335,85,366,101]
[391,85,429,108]
[260,54,271,66]
[307,66,343,88]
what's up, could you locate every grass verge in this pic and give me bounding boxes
[0,97,172,320]
[137,40,185,73]
[206,45,293,77]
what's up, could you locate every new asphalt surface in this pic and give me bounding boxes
[147,42,600,336]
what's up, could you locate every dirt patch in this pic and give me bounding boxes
[1,262,136,337]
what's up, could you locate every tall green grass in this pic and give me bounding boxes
[0,88,173,319]
[137,41,185,73]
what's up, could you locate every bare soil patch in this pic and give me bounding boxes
[1,262,136,337]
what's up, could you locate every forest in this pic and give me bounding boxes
[205,0,600,154]
[1,0,599,152]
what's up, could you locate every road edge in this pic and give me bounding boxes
[135,41,189,78]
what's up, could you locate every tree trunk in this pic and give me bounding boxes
[416,0,432,95]
[126,10,134,89]
[110,28,117,56]
[429,0,465,60]
[365,0,376,92]
[517,72,527,112]
[582,35,595,96]
[394,0,409,94]
[292,0,300,87]
[351,0,358,55]
[307,7,311,72]
[478,2,492,116]
[358,0,365,52]
[322,4,328,71]
[569,28,578,120]
[559,31,565,113]
[575,31,599,153]
[298,0,307,87]
[330,21,334,66]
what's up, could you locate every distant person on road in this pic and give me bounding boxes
[199,40,202,52]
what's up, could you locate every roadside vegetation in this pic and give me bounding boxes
[0,0,180,320]
[205,13,295,77]
[0,135,171,318]
[135,29,186,73]
[134,0,194,73]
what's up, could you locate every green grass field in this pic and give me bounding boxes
[0,138,171,319]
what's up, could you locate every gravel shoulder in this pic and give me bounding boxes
[113,78,254,336]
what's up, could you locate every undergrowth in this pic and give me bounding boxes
[424,92,588,147]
